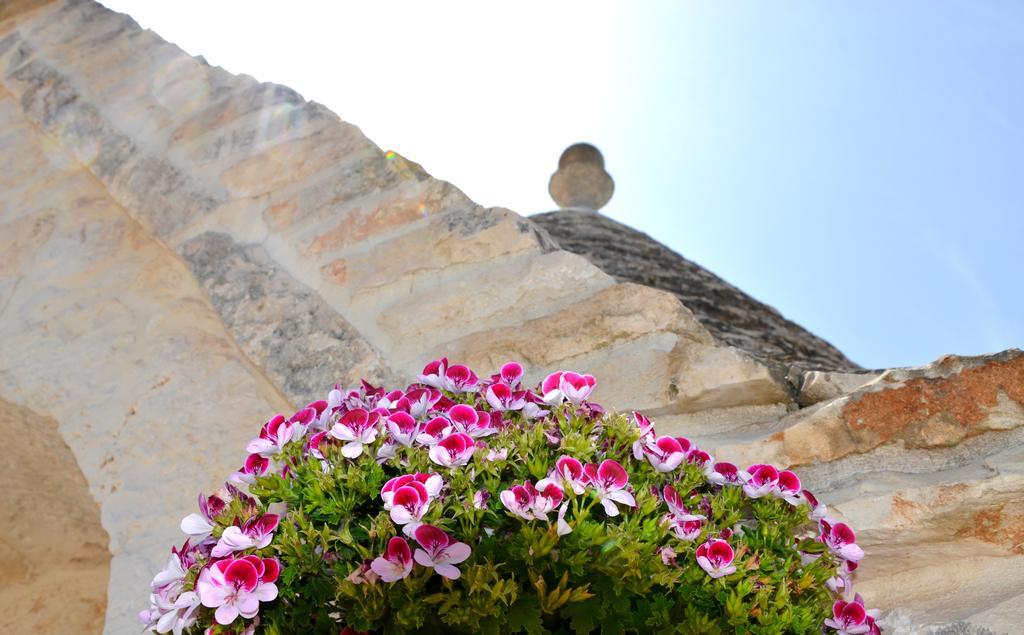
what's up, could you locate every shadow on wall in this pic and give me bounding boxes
[0,396,110,634]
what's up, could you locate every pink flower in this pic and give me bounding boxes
[389,482,432,536]
[485,447,508,462]
[742,464,780,498]
[820,520,865,562]
[540,371,596,405]
[643,436,687,473]
[803,489,828,520]
[695,539,737,578]
[328,408,380,458]
[140,589,200,635]
[583,460,636,517]
[559,371,596,404]
[824,599,870,634]
[412,525,471,580]
[446,404,498,438]
[546,455,587,494]
[500,483,537,520]
[707,462,745,486]
[197,556,279,625]
[473,490,490,509]
[417,358,449,389]
[497,362,524,386]
[235,453,270,485]
[405,387,442,419]
[211,515,279,558]
[306,431,331,460]
[442,364,479,392]
[381,473,443,509]
[687,449,713,471]
[428,432,476,468]
[661,486,706,541]
[774,470,803,505]
[556,502,572,536]
[386,411,420,447]
[370,537,414,582]
[500,480,564,520]
[659,546,678,566]
[180,493,225,543]
[630,411,655,460]
[246,414,298,457]
[485,383,527,412]
[415,416,453,446]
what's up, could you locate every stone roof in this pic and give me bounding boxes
[530,210,859,371]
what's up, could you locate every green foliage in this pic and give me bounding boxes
[245,404,836,634]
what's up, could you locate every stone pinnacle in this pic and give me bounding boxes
[548,142,614,212]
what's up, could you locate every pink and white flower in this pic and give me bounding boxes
[540,371,596,405]
[803,489,828,520]
[446,404,497,438]
[412,525,471,580]
[230,454,270,486]
[180,493,225,544]
[386,411,420,447]
[485,383,527,412]
[643,436,687,473]
[473,490,490,509]
[381,473,443,509]
[417,358,449,389]
[820,520,865,562]
[196,556,279,625]
[370,537,414,582]
[695,538,737,579]
[328,408,380,458]
[544,455,587,494]
[428,432,476,468]
[774,470,803,505]
[707,462,746,486]
[405,387,442,419]
[824,599,871,635]
[742,463,780,498]
[389,481,432,536]
[246,414,300,457]
[485,447,509,462]
[630,411,656,460]
[521,392,550,420]
[583,460,636,517]
[496,361,524,386]
[500,480,564,520]
[442,364,479,392]
[210,515,279,558]
[415,416,453,446]
[139,588,200,635]
[661,485,706,541]
[556,502,572,536]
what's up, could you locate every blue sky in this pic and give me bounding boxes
[106,1,1023,369]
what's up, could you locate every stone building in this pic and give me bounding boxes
[0,1,1020,633]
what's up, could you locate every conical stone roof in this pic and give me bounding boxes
[531,209,858,371]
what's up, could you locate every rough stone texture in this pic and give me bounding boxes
[0,396,109,635]
[1,2,1020,634]
[0,56,293,632]
[531,210,858,371]
[181,231,398,403]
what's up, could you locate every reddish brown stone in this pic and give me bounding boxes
[841,352,1024,447]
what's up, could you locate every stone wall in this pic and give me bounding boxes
[0,1,1020,633]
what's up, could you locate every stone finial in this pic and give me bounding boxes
[548,142,614,212]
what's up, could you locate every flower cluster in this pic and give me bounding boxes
[141,359,881,634]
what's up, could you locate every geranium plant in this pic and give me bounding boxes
[140,359,881,634]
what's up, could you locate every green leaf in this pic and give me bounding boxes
[508,597,544,634]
